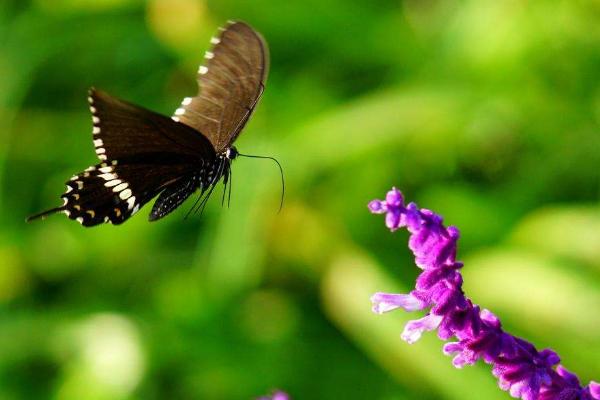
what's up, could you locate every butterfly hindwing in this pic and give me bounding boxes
[173,21,269,152]
[61,162,204,226]
[149,175,203,221]
[61,164,137,226]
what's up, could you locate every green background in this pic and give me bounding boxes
[1,0,599,399]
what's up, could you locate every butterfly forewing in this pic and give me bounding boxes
[90,89,216,162]
[174,21,269,152]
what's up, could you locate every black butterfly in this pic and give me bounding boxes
[27,21,269,227]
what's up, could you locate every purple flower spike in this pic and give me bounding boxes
[369,187,598,400]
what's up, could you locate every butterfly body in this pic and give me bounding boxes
[28,21,268,227]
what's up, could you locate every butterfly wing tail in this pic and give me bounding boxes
[26,206,66,222]
[26,164,140,227]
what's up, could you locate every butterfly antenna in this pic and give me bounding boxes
[237,152,285,213]
[26,206,65,223]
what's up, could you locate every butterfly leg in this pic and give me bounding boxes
[221,170,228,207]
[192,157,228,216]
[227,167,233,208]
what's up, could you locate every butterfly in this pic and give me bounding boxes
[27,21,269,227]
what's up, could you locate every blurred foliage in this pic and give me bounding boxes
[1,0,600,399]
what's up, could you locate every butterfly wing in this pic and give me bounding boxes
[149,173,203,221]
[59,162,196,226]
[89,88,215,162]
[29,90,218,227]
[173,21,269,153]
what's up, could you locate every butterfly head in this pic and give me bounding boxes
[225,146,239,160]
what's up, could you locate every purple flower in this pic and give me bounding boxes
[492,348,558,400]
[371,292,426,313]
[368,187,407,231]
[401,313,443,344]
[540,367,600,400]
[257,390,290,400]
[369,188,600,400]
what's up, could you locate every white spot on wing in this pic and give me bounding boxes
[113,182,129,192]
[175,108,185,116]
[93,126,101,134]
[98,155,107,161]
[104,179,122,188]
[126,196,136,210]
[205,51,214,59]
[182,97,192,106]
[76,217,84,224]
[199,66,208,75]
[99,166,113,173]
[171,116,180,122]
[92,116,100,124]
[90,106,97,114]
[76,181,84,190]
[210,37,220,44]
[96,148,106,154]
[94,139,103,147]
[119,189,132,200]
[99,173,117,181]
